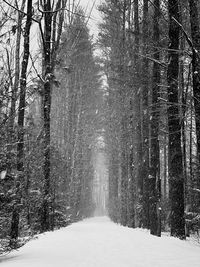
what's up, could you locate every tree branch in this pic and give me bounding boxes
[172,16,195,54]
[2,0,45,46]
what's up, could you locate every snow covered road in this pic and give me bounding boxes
[1,216,200,267]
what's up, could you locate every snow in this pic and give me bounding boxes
[1,216,200,267]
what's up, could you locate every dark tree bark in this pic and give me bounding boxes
[149,0,161,237]
[120,120,128,226]
[188,0,200,205]
[7,1,26,173]
[9,0,26,130]
[167,0,185,239]
[120,0,128,226]
[141,0,150,229]
[108,150,119,222]
[40,0,67,232]
[41,0,52,232]
[133,0,143,228]
[10,0,32,243]
[17,0,32,172]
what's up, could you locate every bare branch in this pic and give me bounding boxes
[172,16,195,54]
[2,0,45,45]
[29,53,45,83]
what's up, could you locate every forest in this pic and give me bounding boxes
[0,0,200,255]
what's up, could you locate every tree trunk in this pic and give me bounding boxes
[134,0,142,228]
[9,0,26,130]
[149,0,160,236]
[167,0,185,239]
[10,0,32,243]
[40,0,68,231]
[7,0,26,173]
[188,0,200,206]
[119,0,128,226]
[17,0,32,172]
[141,0,150,229]
[41,0,52,232]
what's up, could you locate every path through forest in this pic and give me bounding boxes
[1,217,200,267]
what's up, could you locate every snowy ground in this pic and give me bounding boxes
[1,217,200,267]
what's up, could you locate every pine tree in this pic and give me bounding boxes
[149,0,161,237]
[55,9,101,220]
[188,0,200,206]
[167,0,185,239]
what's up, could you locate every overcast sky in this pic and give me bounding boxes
[28,0,103,63]
[79,0,103,37]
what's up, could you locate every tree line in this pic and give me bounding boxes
[1,0,200,255]
[0,0,101,253]
[98,0,200,239]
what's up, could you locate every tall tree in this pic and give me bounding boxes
[40,0,53,232]
[188,0,200,201]
[40,0,67,232]
[10,0,33,244]
[120,0,129,227]
[7,0,26,172]
[141,0,150,229]
[149,0,161,237]
[133,0,143,228]
[167,0,185,239]
[98,0,125,224]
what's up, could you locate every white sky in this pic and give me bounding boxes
[79,0,103,37]
[27,0,103,69]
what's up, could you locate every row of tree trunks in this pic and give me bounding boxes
[99,0,188,239]
[0,0,99,248]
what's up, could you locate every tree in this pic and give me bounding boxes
[52,8,101,221]
[39,0,67,232]
[10,0,33,245]
[133,0,142,228]
[188,0,200,204]
[167,0,185,239]
[7,0,26,173]
[140,0,150,229]
[149,0,161,237]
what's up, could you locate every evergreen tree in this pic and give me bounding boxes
[167,0,185,239]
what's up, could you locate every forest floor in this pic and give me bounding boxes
[0,216,200,267]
